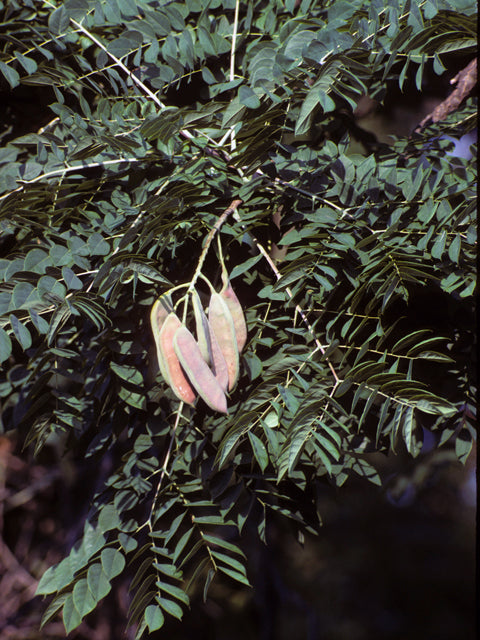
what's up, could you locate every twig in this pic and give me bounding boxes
[245,227,340,383]
[147,405,184,530]
[229,0,241,153]
[84,177,173,292]
[70,20,167,112]
[0,157,143,202]
[187,199,243,292]
[2,471,61,513]
[207,174,341,383]
[0,537,38,590]
[70,18,221,151]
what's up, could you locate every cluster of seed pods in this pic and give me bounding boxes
[150,275,247,414]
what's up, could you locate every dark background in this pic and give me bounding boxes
[0,430,475,639]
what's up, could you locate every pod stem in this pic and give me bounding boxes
[197,272,216,293]
[217,234,229,290]
[161,284,190,324]
[188,199,242,294]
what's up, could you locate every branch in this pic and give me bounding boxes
[230,209,341,383]
[148,406,184,527]
[0,157,143,202]
[229,0,241,153]
[415,58,477,132]
[70,18,221,151]
[188,199,243,292]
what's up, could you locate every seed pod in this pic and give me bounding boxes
[220,279,247,353]
[208,292,239,391]
[173,326,228,414]
[158,312,196,405]
[191,289,229,391]
[191,288,212,365]
[150,292,173,378]
[150,293,173,332]
[209,326,229,393]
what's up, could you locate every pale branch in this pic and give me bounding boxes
[70,18,223,152]
[147,404,184,528]
[0,158,144,201]
[229,0,241,153]
[230,209,341,384]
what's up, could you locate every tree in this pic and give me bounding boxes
[0,0,476,636]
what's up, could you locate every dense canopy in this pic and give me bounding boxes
[0,0,476,636]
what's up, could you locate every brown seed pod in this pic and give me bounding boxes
[158,312,196,405]
[173,326,228,414]
[191,288,229,392]
[220,279,247,353]
[191,288,212,365]
[150,292,174,381]
[209,325,229,393]
[208,292,239,391]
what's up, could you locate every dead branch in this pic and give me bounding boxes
[415,58,477,132]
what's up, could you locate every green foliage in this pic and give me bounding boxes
[0,0,476,635]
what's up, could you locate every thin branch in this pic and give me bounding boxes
[253,168,345,211]
[316,381,340,440]
[0,158,143,202]
[188,199,243,292]
[71,19,167,112]
[145,404,184,598]
[229,0,241,153]
[70,18,222,150]
[231,210,340,383]
[147,405,184,528]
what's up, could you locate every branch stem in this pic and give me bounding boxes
[231,211,340,383]
[187,199,243,293]
[148,405,184,528]
[229,0,241,152]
